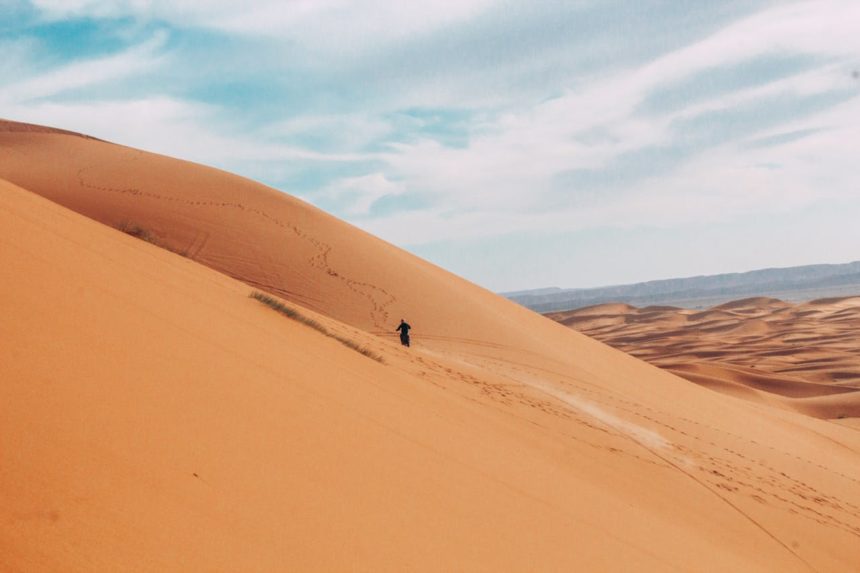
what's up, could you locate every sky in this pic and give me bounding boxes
[1,0,859,292]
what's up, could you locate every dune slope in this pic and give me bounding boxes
[2,121,860,571]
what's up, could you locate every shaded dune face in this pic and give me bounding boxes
[548,297,860,420]
[3,120,860,571]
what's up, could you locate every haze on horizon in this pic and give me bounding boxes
[2,0,859,292]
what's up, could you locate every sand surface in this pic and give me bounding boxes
[548,297,860,421]
[2,119,860,571]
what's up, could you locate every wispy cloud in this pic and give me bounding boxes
[317,172,406,216]
[354,1,860,244]
[0,31,168,102]
[0,25,376,172]
[28,0,497,56]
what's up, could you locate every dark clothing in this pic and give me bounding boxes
[396,321,411,347]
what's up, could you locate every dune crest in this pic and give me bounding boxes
[2,120,860,571]
[0,118,100,139]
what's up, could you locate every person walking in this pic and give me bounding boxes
[396,319,412,347]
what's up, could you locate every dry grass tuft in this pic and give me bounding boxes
[250,291,385,363]
[116,221,189,257]
[118,221,159,244]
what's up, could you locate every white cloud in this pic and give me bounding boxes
[363,90,860,246]
[318,172,405,216]
[2,96,378,174]
[0,37,39,78]
[353,0,860,245]
[209,0,497,45]
[0,31,168,103]
[264,113,393,152]
[29,0,498,55]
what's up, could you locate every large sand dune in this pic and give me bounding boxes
[548,297,860,421]
[2,120,860,571]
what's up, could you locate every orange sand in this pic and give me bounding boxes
[548,297,860,420]
[2,120,860,571]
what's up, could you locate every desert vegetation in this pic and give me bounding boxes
[117,221,159,244]
[116,221,189,257]
[250,291,384,363]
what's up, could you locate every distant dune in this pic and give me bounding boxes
[548,296,860,420]
[3,119,860,571]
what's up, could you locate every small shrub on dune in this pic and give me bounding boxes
[118,221,159,245]
[116,221,190,257]
[250,291,385,364]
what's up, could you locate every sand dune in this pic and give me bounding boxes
[0,119,536,349]
[3,120,860,571]
[549,298,860,421]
